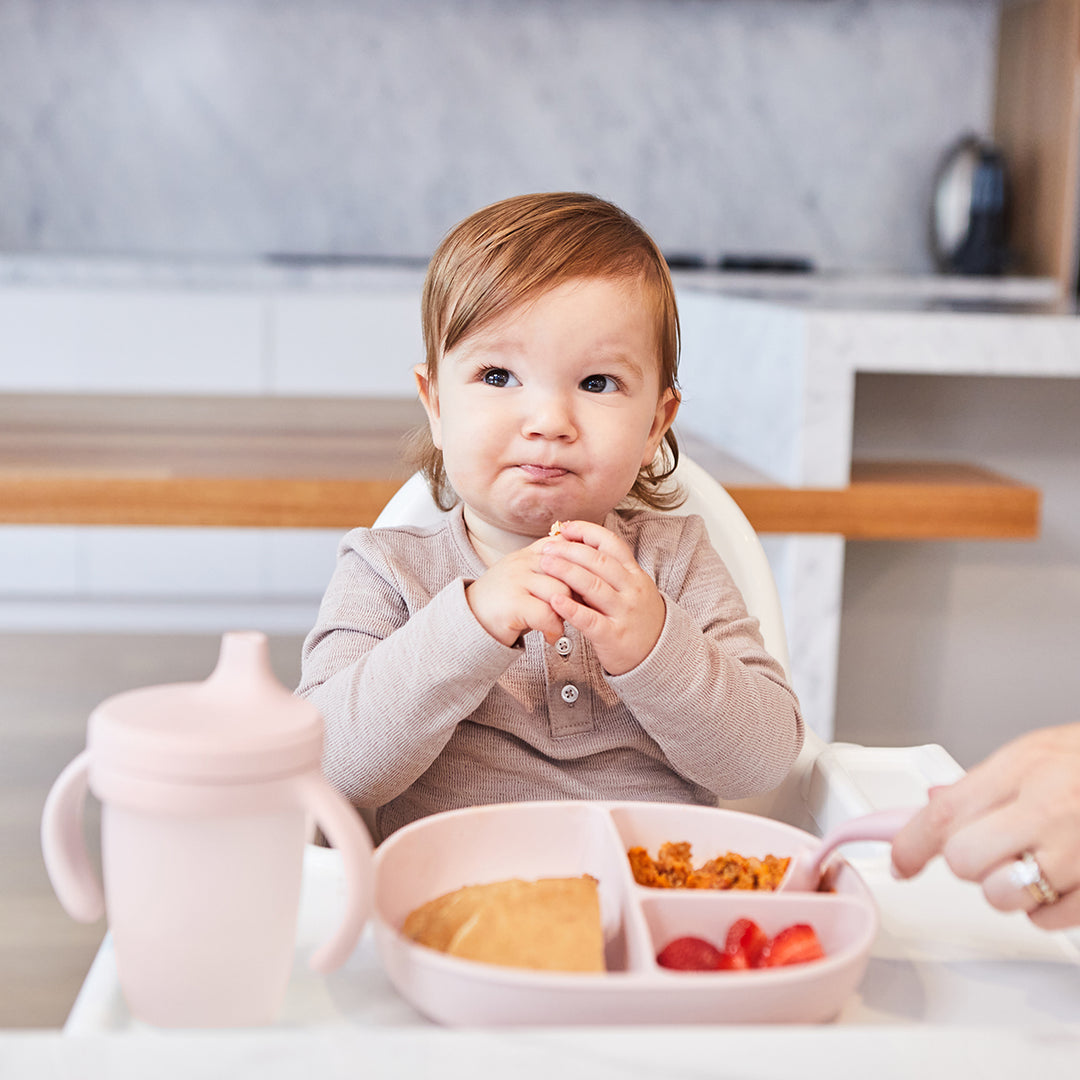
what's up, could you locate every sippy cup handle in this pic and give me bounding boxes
[40,750,106,923]
[296,771,375,974]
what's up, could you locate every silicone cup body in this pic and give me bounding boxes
[41,756,373,1027]
[103,799,308,1027]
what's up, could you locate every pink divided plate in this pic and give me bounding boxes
[372,801,877,1026]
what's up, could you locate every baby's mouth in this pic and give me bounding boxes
[518,464,569,481]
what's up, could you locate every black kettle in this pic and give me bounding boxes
[930,134,1011,276]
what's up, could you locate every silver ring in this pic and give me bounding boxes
[1008,851,1060,906]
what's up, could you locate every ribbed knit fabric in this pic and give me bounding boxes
[298,504,803,842]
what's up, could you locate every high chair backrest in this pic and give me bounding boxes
[372,457,821,828]
[664,456,790,677]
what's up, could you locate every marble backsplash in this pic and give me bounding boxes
[1,0,1000,273]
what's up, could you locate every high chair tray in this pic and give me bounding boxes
[371,801,877,1026]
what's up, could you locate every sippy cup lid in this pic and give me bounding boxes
[87,631,323,785]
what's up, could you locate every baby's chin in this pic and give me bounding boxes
[495,495,580,535]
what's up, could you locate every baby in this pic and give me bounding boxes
[298,192,803,842]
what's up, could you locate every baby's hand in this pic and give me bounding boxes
[465,538,571,648]
[539,520,665,675]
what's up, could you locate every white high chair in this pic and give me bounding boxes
[372,456,964,836]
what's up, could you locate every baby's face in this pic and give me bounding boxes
[415,276,678,554]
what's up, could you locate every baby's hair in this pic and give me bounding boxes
[410,191,683,511]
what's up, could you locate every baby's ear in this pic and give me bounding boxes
[642,387,680,465]
[414,364,442,448]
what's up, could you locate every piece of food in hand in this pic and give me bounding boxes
[628,842,790,890]
[402,876,604,973]
[722,917,769,969]
[548,520,564,537]
[656,935,725,971]
[759,923,825,968]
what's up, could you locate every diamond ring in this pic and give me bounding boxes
[1008,851,1060,906]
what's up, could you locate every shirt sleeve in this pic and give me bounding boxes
[296,533,521,807]
[606,514,804,799]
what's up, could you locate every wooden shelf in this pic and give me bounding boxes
[727,461,1040,540]
[0,395,1041,540]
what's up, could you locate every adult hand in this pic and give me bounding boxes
[891,724,1080,930]
[465,537,570,648]
[539,519,666,676]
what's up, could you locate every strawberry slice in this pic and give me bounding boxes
[760,923,825,967]
[656,935,724,971]
[723,917,769,969]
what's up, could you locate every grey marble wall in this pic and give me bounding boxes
[0,0,1000,272]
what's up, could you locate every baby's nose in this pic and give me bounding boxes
[524,391,577,439]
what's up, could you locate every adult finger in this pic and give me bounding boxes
[891,749,1023,878]
[938,798,1051,884]
[1029,887,1080,932]
[977,848,1074,918]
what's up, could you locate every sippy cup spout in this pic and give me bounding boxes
[206,630,277,691]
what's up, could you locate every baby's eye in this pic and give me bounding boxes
[481,368,519,388]
[580,374,617,394]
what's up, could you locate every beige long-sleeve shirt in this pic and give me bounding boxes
[298,504,803,841]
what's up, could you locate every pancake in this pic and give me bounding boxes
[402,876,605,973]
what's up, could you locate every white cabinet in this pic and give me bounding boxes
[0,288,267,393]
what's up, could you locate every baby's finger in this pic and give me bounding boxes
[541,550,623,609]
[550,591,606,639]
[549,519,635,562]
[520,594,568,645]
[524,573,574,613]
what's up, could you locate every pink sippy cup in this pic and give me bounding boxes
[40,630,373,1027]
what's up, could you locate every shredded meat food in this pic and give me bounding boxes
[628,841,790,891]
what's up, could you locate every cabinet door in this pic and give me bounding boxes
[994,0,1080,293]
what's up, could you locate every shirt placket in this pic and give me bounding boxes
[545,625,595,737]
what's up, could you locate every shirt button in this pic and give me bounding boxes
[561,683,579,704]
[555,636,572,657]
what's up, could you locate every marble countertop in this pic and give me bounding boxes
[671,267,1068,313]
[2,1025,1079,1080]
[0,253,429,292]
[0,252,1068,313]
